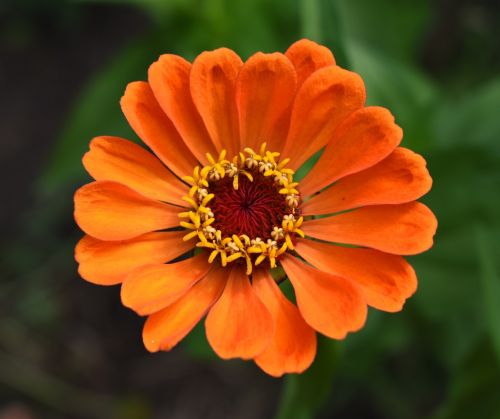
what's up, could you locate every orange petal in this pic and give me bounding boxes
[280,255,367,339]
[143,266,227,352]
[301,147,432,215]
[205,266,273,360]
[302,202,438,255]
[148,55,218,163]
[120,81,197,177]
[75,231,194,286]
[74,181,180,241]
[300,106,402,197]
[252,269,317,377]
[83,136,187,207]
[236,52,297,152]
[295,239,417,312]
[285,39,335,87]
[190,48,243,156]
[121,253,211,316]
[281,65,365,170]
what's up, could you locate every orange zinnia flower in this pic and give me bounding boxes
[74,39,437,376]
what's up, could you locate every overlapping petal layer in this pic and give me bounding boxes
[143,267,227,352]
[75,231,193,286]
[83,136,187,206]
[301,147,432,215]
[302,202,437,255]
[205,267,273,359]
[121,253,211,315]
[236,52,296,152]
[74,181,180,241]
[295,239,417,312]
[148,54,217,164]
[190,48,243,156]
[121,81,197,177]
[299,107,402,197]
[281,255,367,339]
[282,65,366,170]
[253,269,316,376]
[285,39,336,87]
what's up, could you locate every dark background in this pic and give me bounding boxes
[1,0,500,418]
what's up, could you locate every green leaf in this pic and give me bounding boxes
[434,77,500,154]
[345,39,439,151]
[182,321,216,361]
[74,0,187,18]
[423,148,500,233]
[334,0,430,64]
[432,338,500,419]
[39,32,172,193]
[409,144,500,369]
[475,226,500,363]
[275,337,338,419]
[295,150,321,181]
[300,0,322,42]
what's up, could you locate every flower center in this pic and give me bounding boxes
[209,170,287,239]
[179,143,304,274]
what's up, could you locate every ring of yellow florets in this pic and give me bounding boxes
[179,143,304,275]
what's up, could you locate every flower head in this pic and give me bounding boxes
[74,39,437,376]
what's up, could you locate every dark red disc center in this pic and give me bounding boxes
[209,170,288,240]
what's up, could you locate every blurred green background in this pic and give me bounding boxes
[1,0,500,418]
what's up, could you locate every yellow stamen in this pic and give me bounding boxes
[227,252,243,263]
[206,152,216,165]
[245,255,253,275]
[180,221,196,229]
[183,231,199,241]
[208,250,219,263]
[255,254,266,266]
[220,251,228,267]
[182,196,198,208]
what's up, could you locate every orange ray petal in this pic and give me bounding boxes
[205,266,273,360]
[285,38,336,87]
[120,253,211,316]
[302,202,438,255]
[83,136,188,207]
[299,106,402,197]
[75,231,194,286]
[295,239,417,312]
[236,52,297,152]
[301,147,432,215]
[142,266,227,352]
[281,65,365,170]
[252,269,317,377]
[74,181,180,241]
[280,255,367,339]
[148,54,218,163]
[120,81,197,177]
[190,48,243,156]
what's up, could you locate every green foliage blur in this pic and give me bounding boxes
[2,0,500,418]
